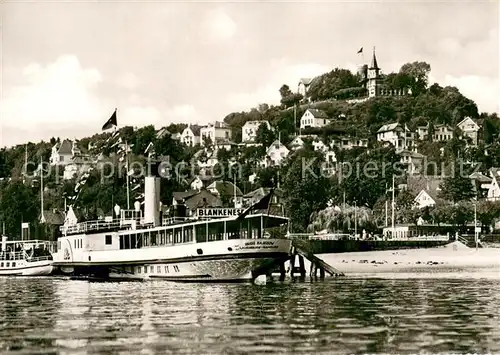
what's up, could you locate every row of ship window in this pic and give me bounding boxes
[115,223,262,250]
[131,265,180,274]
[0,262,17,268]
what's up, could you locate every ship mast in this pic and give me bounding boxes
[125,141,130,210]
[40,156,44,220]
[391,174,395,239]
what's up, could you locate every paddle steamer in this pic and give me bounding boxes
[0,236,54,276]
[53,177,291,281]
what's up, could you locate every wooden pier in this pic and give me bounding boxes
[270,239,344,280]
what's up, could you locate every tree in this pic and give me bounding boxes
[202,135,213,147]
[438,165,475,203]
[256,166,279,188]
[308,205,374,234]
[255,123,276,147]
[448,202,473,229]
[395,190,420,224]
[282,150,332,232]
[399,61,431,95]
[257,103,270,114]
[281,93,303,108]
[339,147,400,208]
[154,134,184,161]
[476,200,500,230]
[279,85,293,101]
[132,125,156,156]
[0,181,39,238]
[428,205,449,226]
[307,68,360,101]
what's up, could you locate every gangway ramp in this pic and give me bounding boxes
[291,238,344,277]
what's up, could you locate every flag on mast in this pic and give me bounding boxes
[237,188,274,221]
[102,109,117,131]
[357,47,363,54]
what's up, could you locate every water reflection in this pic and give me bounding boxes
[0,277,58,352]
[0,276,498,354]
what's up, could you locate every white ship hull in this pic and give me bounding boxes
[0,259,54,276]
[54,238,292,282]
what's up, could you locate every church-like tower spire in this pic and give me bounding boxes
[367,46,381,97]
[370,46,379,69]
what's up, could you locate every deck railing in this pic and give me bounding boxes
[287,233,451,242]
[61,210,287,235]
[0,252,52,262]
[60,218,127,235]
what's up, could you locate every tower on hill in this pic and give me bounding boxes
[367,47,381,98]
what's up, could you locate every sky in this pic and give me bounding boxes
[0,0,499,147]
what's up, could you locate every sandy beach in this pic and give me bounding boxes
[293,242,500,275]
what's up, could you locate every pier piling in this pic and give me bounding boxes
[290,239,344,277]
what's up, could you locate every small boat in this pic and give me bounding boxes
[0,236,55,276]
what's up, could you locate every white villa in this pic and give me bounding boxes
[433,124,454,142]
[487,173,500,201]
[330,136,368,150]
[200,121,232,146]
[262,140,289,167]
[457,117,481,146]
[180,126,201,147]
[289,136,305,151]
[399,150,425,175]
[377,123,414,152]
[241,120,271,143]
[49,139,79,166]
[298,78,313,100]
[300,109,330,130]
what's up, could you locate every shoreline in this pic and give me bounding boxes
[290,242,500,275]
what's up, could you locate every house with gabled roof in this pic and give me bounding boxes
[457,117,482,146]
[433,124,454,142]
[312,139,328,153]
[469,171,492,198]
[408,175,446,209]
[262,140,289,167]
[49,139,75,166]
[40,209,65,240]
[487,170,500,201]
[399,150,425,175]
[241,120,271,143]
[289,136,305,151]
[416,123,430,140]
[172,189,222,216]
[300,109,330,129]
[189,174,214,191]
[207,181,243,208]
[200,121,232,146]
[180,125,201,147]
[156,127,171,139]
[298,78,313,100]
[377,122,414,152]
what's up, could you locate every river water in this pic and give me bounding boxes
[1,272,499,354]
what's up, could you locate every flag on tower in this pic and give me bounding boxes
[102,109,117,131]
[357,47,363,54]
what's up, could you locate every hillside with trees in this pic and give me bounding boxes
[1,60,500,238]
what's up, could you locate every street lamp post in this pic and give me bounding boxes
[354,200,357,239]
[474,198,478,251]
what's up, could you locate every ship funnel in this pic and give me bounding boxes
[1,235,6,253]
[144,176,161,226]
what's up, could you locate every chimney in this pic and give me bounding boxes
[144,175,161,226]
